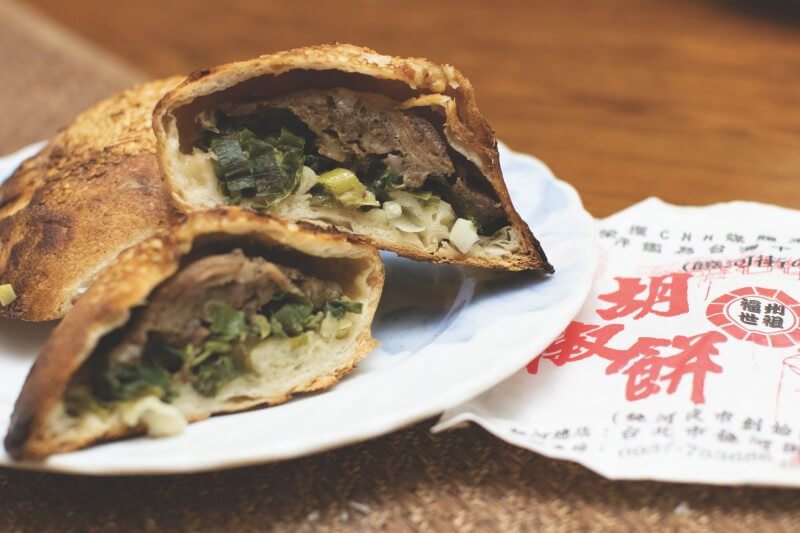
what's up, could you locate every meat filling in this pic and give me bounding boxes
[202,88,509,232]
[65,250,362,414]
[266,88,454,189]
[107,250,335,364]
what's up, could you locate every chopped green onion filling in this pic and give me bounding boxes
[143,333,185,373]
[65,290,365,414]
[264,294,314,337]
[226,176,256,193]
[309,188,335,207]
[368,168,403,201]
[207,123,307,206]
[250,314,271,339]
[192,354,248,397]
[92,363,174,404]
[209,137,250,180]
[278,128,305,150]
[204,300,247,341]
[318,168,379,208]
[198,109,508,233]
[0,284,16,306]
[324,297,364,319]
[413,190,438,203]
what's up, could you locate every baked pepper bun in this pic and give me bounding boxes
[5,208,383,459]
[0,78,184,321]
[154,44,552,273]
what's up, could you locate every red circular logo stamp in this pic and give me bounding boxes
[706,287,800,347]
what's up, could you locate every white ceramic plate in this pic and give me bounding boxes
[0,141,597,474]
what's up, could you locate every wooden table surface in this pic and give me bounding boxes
[3,0,800,531]
[23,0,800,218]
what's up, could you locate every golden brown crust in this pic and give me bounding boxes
[5,208,384,459]
[0,77,185,321]
[153,44,552,273]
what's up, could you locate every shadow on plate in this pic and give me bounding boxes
[0,319,56,360]
[467,269,550,304]
[371,252,475,356]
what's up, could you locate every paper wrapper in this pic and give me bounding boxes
[436,198,800,486]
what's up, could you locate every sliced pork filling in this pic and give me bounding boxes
[64,250,363,419]
[190,88,513,254]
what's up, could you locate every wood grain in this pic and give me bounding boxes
[3,420,800,532]
[3,1,800,531]
[0,0,142,152]
[21,0,800,217]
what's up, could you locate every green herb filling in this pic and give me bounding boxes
[65,295,363,416]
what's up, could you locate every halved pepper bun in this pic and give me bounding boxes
[0,77,185,321]
[5,208,384,459]
[153,44,552,273]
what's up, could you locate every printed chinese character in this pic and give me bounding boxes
[630,225,647,236]
[758,235,777,242]
[763,315,784,329]
[625,331,726,404]
[527,322,627,373]
[742,417,762,432]
[717,430,737,443]
[686,426,705,437]
[532,323,727,404]
[623,356,668,400]
[685,408,703,422]
[715,411,733,423]
[653,426,672,438]
[575,426,591,437]
[627,413,647,423]
[772,423,791,436]
[784,442,800,453]
[739,312,759,326]
[615,237,631,248]
[599,229,617,239]
[532,431,550,441]
[726,233,744,243]
[675,246,695,255]
[643,242,662,253]
[750,437,771,451]
[597,273,690,320]
[740,299,762,313]
[764,303,785,316]
[553,429,570,440]
[572,443,588,452]
[657,413,676,424]
[621,427,639,439]
[709,244,725,254]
